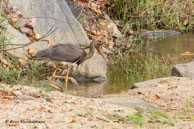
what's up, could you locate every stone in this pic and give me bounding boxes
[72,50,107,78]
[102,97,158,113]
[133,77,171,88]
[8,0,90,46]
[172,61,194,77]
[99,14,122,38]
[140,30,180,39]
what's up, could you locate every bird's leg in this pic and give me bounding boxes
[52,65,78,88]
[65,65,71,88]
[49,65,63,92]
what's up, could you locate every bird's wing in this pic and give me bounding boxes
[32,44,85,63]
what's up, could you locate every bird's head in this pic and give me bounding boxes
[92,40,108,64]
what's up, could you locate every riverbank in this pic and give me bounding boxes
[0,76,193,129]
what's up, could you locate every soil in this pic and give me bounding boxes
[0,77,194,129]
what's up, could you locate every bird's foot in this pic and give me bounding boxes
[67,77,79,87]
[50,83,63,92]
[49,78,63,92]
[53,75,79,88]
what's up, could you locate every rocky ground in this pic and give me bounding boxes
[0,77,194,129]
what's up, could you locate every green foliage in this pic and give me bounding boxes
[155,111,169,119]
[108,0,194,32]
[86,109,94,116]
[184,98,194,114]
[106,114,125,121]
[0,66,21,84]
[108,53,172,88]
[127,114,144,126]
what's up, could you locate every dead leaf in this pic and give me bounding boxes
[38,107,46,112]
[1,100,17,105]
[183,18,189,26]
[49,40,55,46]
[28,48,37,56]
[29,93,40,98]
[25,18,37,28]
[70,119,77,123]
[3,96,15,99]
[180,51,194,55]
[8,123,20,126]
[0,90,5,99]
[185,116,194,119]
[19,26,34,37]
[73,101,79,104]
[0,53,10,68]
[33,30,40,40]
[154,94,160,99]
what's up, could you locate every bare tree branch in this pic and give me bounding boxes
[0,24,57,51]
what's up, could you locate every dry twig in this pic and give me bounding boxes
[0,24,57,51]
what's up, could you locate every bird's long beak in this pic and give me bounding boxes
[96,45,108,64]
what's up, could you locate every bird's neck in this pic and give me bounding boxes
[78,42,95,64]
[85,42,95,59]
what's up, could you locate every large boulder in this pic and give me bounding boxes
[172,61,194,77]
[8,0,90,46]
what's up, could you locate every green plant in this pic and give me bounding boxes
[86,109,94,116]
[108,0,194,32]
[184,98,194,114]
[127,114,144,126]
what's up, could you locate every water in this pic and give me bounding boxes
[144,32,194,54]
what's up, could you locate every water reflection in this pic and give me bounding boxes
[144,32,194,54]
[69,81,106,97]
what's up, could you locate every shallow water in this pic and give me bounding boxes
[144,32,194,54]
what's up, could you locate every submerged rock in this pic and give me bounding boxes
[140,30,180,39]
[172,61,194,77]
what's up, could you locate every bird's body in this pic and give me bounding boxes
[31,44,86,65]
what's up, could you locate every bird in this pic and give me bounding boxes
[30,40,108,91]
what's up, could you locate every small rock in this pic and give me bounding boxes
[133,77,171,88]
[172,61,194,77]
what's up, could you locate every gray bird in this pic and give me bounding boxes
[31,41,107,91]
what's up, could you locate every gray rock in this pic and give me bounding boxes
[102,97,158,113]
[172,61,194,77]
[133,77,171,88]
[93,77,107,82]
[72,50,107,78]
[140,30,180,39]
[8,0,90,46]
